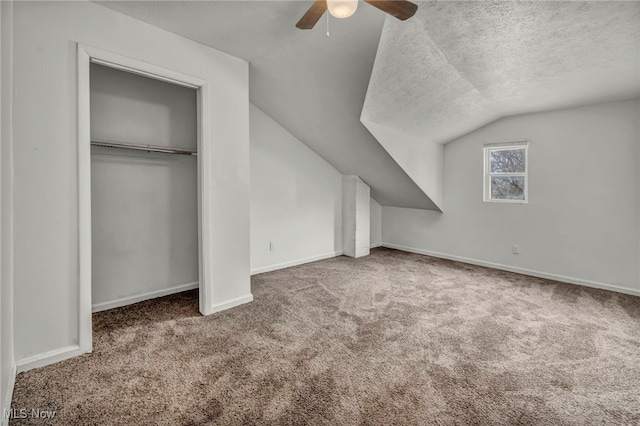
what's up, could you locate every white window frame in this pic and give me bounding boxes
[483,140,528,204]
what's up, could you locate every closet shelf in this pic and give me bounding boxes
[91,139,197,156]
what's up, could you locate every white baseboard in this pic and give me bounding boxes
[92,281,199,313]
[16,345,87,373]
[1,363,16,426]
[370,243,383,249]
[383,243,640,297]
[251,251,343,275]
[208,294,254,314]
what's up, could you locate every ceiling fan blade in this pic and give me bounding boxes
[363,0,418,21]
[296,0,328,30]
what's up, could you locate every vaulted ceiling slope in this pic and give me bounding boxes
[97,1,437,209]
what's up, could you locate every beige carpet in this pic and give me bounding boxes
[10,248,640,425]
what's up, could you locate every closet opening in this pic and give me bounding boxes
[89,62,200,320]
[78,44,215,355]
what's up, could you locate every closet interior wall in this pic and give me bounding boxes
[90,63,198,311]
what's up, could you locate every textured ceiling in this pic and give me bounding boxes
[97,1,640,209]
[362,1,640,144]
[98,0,435,208]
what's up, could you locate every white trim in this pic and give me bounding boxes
[91,282,199,313]
[251,251,343,275]
[483,139,528,148]
[82,46,205,89]
[77,43,217,364]
[383,243,640,297]
[209,294,254,314]
[16,345,85,373]
[370,242,383,249]
[1,364,16,426]
[76,44,93,356]
[197,82,214,316]
[483,198,527,204]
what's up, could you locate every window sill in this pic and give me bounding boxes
[483,199,528,204]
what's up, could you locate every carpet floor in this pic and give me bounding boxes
[10,248,640,425]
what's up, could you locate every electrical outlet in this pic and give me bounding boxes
[270,242,276,251]
[512,245,519,254]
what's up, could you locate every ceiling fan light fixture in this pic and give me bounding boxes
[327,0,358,19]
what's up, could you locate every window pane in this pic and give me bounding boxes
[491,176,525,200]
[490,148,525,173]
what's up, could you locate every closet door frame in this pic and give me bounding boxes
[77,44,211,354]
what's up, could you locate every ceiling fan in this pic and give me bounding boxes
[296,0,418,29]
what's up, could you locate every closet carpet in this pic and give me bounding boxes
[10,248,640,425]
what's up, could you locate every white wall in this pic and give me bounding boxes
[250,105,342,274]
[0,0,15,419]
[90,63,197,149]
[91,148,198,308]
[11,1,250,366]
[342,175,370,258]
[90,65,198,310]
[354,178,371,257]
[370,198,382,247]
[361,119,443,211]
[383,99,640,295]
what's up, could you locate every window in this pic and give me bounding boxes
[483,141,528,203]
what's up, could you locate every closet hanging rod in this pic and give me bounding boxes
[90,139,197,156]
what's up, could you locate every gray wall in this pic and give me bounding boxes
[370,198,382,247]
[250,104,342,274]
[12,1,250,364]
[383,99,640,294]
[90,63,196,149]
[90,64,198,309]
[1,0,15,416]
[342,176,370,258]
